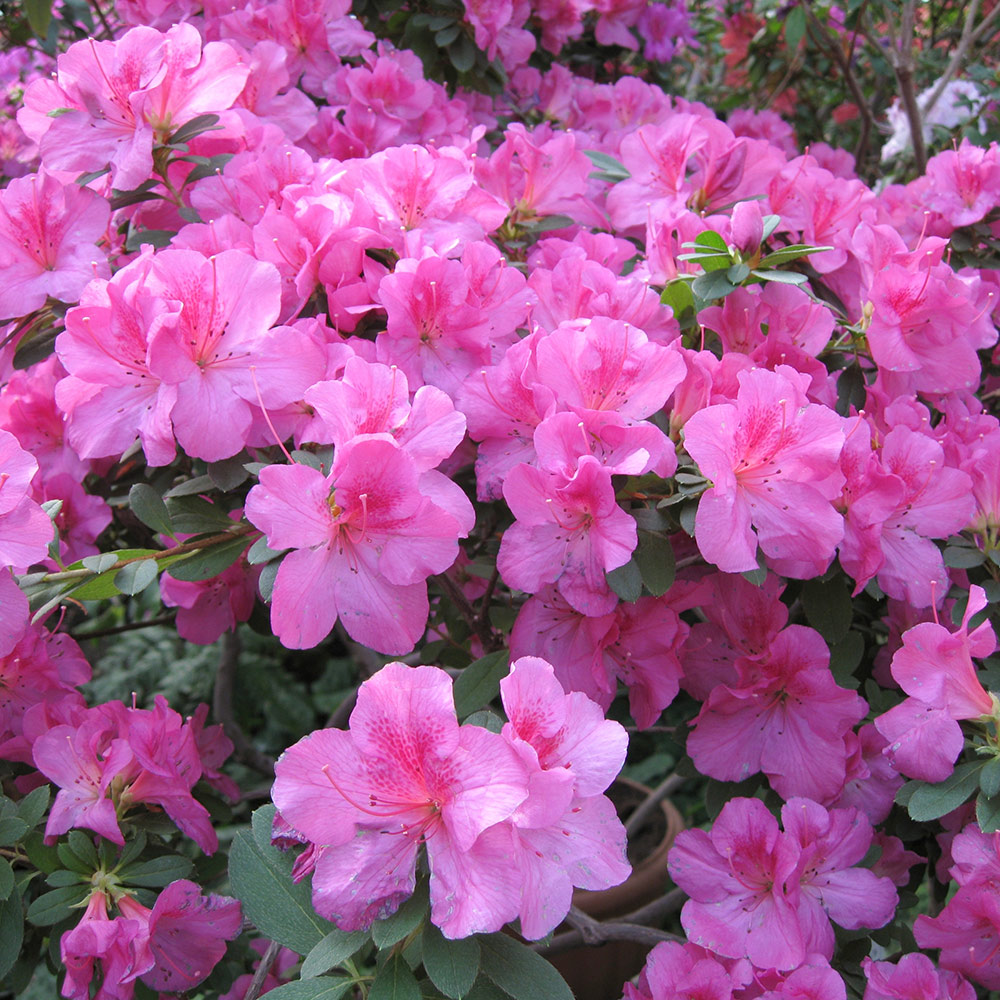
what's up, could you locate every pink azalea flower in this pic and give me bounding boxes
[624,940,738,1000]
[670,797,896,971]
[498,656,630,938]
[914,885,1000,990]
[668,796,805,970]
[683,366,845,577]
[498,455,637,616]
[245,437,473,652]
[19,24,248,189]
[687,625,867,802]
[60,891,153,1000]
[875,585,996,781]
[0,170,110,322]
[862,953,976,1000]
[118,880,242,993]
[271,663,529,938]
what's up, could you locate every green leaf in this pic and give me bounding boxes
[261,980,353,1000]
[583,150,630,181]
[0,817,28,846]
[661,279,696,329]
[452,650,510,720]
[478,933,573,1000]
[754,269,808,285]
[372,880,428,948]
[0,889,23,979]
[164,475,216,498]
[17,786,50,830]
[208,454,251,491]
[168,114,222,145]
[448,34,477,72]
[784,4,806,50]
[68,833,101,868]
[247,536,285,565]
[692,269,736,300]
[422,923,480,998]
[369,954,421,1000]
[0,861,13,901]
[835,363,866,418]
[45,869,84,888]
[81,553,118,574]
[118,854,193,888]
[69,548,158,600]
[229,825,337,955]
[522,214,574,233]
[26,884,90,926]
[978,790,1000,833]
[166,535,251,582]
[24,0,53,38]
[829,632,865,689]
[981,757,1000,799]
[758,244,831,267]
[727,262,751,284]
[693,230,729,254]
[114,559,158,596]
[943,545,986,568]
[164,495,235,532]
[907,761,985,821]
[465,977,509,1000]
[301,930,369,978]
[462,710,503,733]
[125,228,175,252]
[129,483,175,536]
[606,559,642,603]
[634,529,675,597]
[800,577,854,644]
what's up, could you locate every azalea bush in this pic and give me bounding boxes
[1,1,1000,999]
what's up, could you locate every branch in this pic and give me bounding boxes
[538,913,682,958]
[435,572,499,652]
[243,939,282,1000]
[37,523,257,585]
[70,612,177,641]
[624,773,685,839]
[923,0,988,118]
[214,631,276,778]
[802,2,876,161]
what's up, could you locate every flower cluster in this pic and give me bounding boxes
[0,2,999,999]
[272,657,629,940]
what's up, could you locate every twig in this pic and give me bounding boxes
[802,3,877,162]
[537,919,682,957]
[923,0,988,119]
[213,631,276,778]
[435,572,498,652]
[623,888,686,927]
[37,523,257,585]
[243,939,282,1000]
[624,773,685,839]
[70,612,176,641]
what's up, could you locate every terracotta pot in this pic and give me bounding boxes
[549,777,684,1000]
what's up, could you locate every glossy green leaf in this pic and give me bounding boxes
[114,559,158,596]
[166,535,251,582]
[908,761,984,821]
[423,922,480,998]
[634,529,675,597]
[229,818,336,955]
[453,650,509,720]
[477,933,573,1000]
[301,931,369,978]
[606,558,642,603]
[369,955,421,1000]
